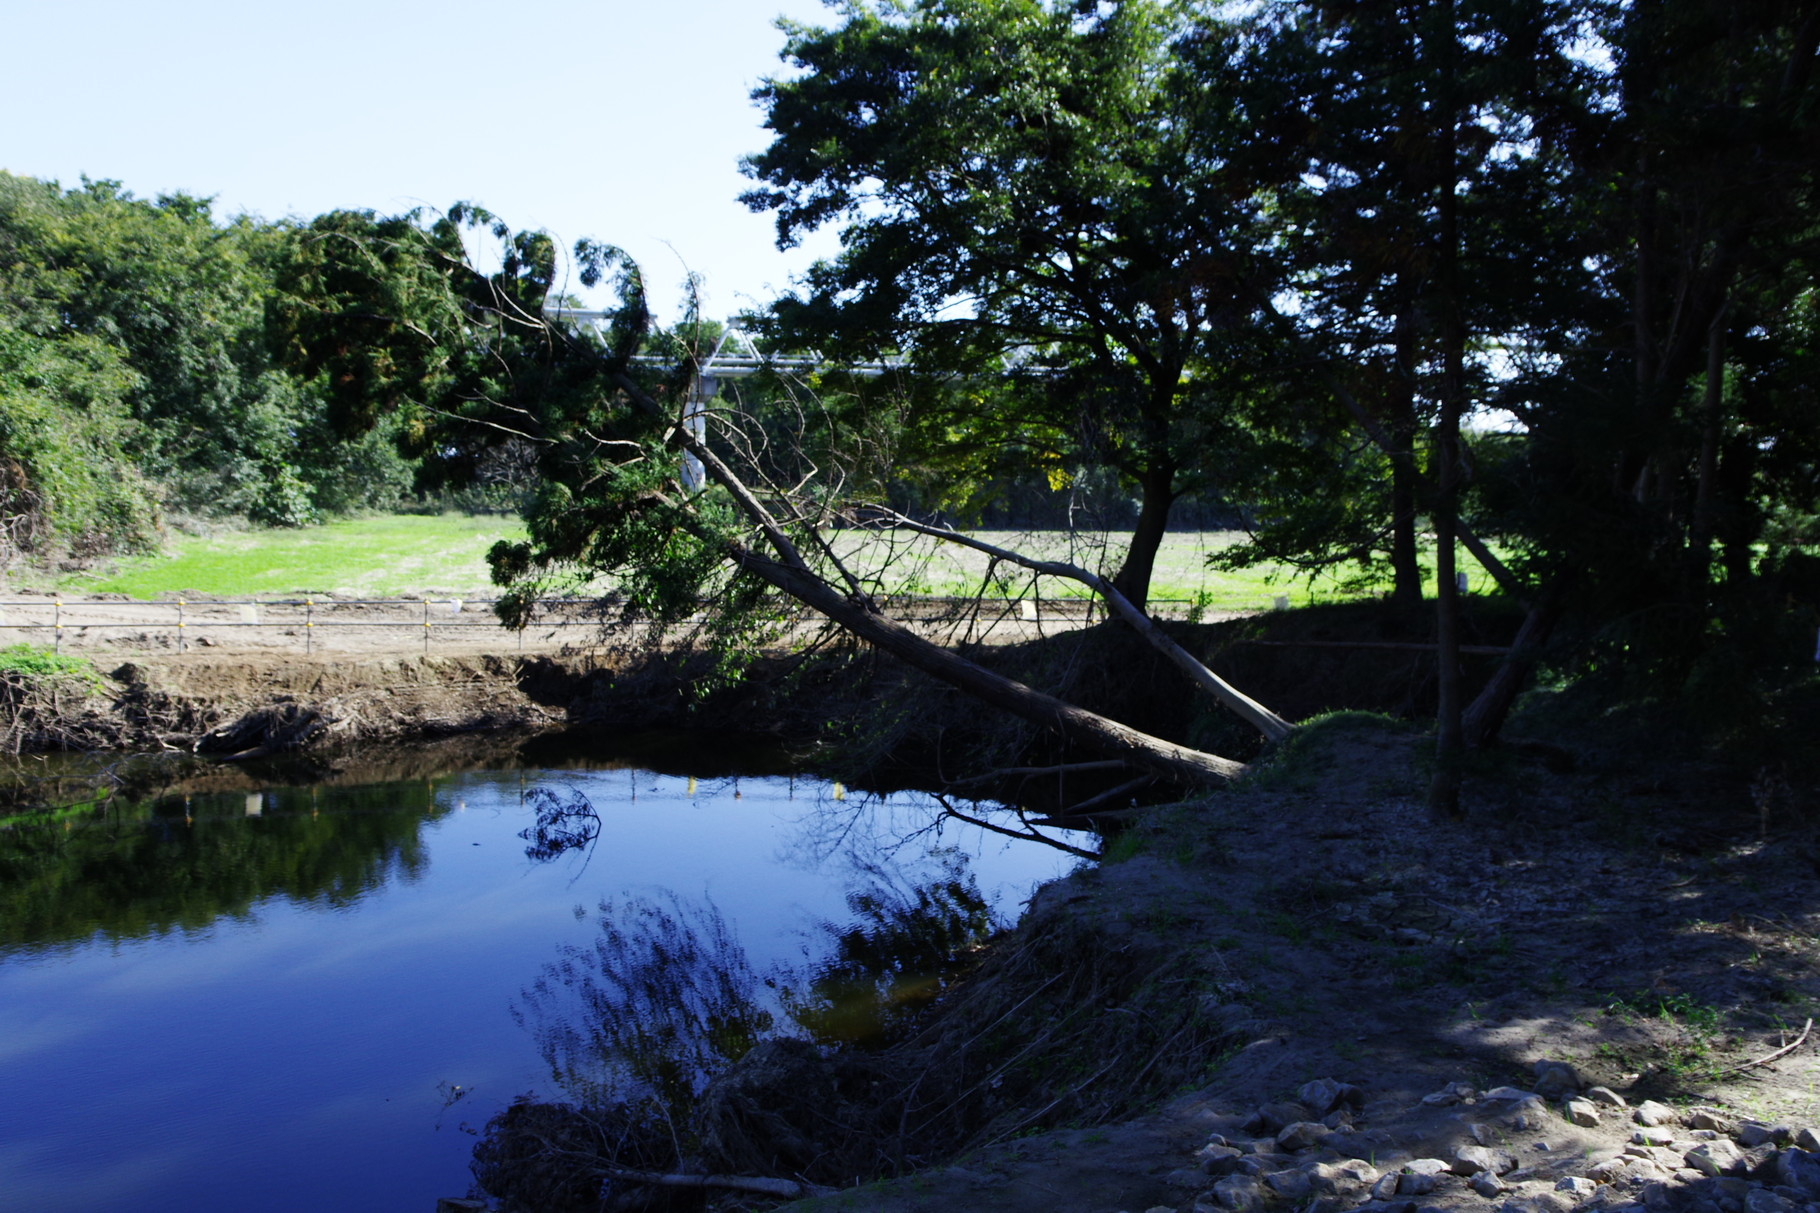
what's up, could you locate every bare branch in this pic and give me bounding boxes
[855,505,1294,742]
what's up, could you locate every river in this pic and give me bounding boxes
[0,731,1084,1212]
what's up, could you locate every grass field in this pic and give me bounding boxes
[51,513,1499,610]
[62,514,529,599]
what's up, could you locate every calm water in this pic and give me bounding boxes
[0,734,1082,1212]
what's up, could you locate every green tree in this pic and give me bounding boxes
[742,0,1291,610]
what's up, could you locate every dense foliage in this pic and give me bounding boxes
[0,173,426,562]
[6,0,1815,776]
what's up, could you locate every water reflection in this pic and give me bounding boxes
[517,785,602,862]
[516,892,775,1116]
[0,733,1083,1213]
[0,781,444,955]
[783,853,995,1049]
[513,846,998,1108]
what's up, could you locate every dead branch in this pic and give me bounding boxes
[855,505,1294,742]
[945,759,1132,786]
[600,1166,835,1200]
[1716,1018,1813,1076]
[933,793,1098,860]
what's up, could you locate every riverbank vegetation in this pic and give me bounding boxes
[5,0,1818,805]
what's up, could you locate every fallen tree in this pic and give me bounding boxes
[276,208,1285,788]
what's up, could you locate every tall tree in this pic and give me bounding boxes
[742,0,1289,610]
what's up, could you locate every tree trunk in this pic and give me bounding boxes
[735,544,1247,787]
[1110,461,1176,613]
[1428,0,1466,823]
[1463,587,1565,749]
[614,369,1250,789]
[1389,288,1423,611]
[1688,309,1727,594]
[1389,420,1423,611]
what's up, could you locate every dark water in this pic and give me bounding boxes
[0,734,1083,1212]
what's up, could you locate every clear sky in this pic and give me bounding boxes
[0,0,843,321]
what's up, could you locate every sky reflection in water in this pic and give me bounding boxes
[0,747,1081,1213]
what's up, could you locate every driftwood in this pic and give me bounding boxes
[601,1166,836,1200]
[1715,1018,1813,1077]
[945,759,1132,786]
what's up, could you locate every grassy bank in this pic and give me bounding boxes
[53,513,1502,608]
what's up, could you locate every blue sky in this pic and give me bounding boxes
[1,0,843,321]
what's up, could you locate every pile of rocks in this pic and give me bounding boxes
[1131,1064,1820,1213]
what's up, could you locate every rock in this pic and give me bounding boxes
[1636,1101,1680,1128]
[1372,1173,1402,1200]
[1265,1168,1314,1200]
[1400,1171,1444,1196]
[1323,1110,1355,1130]
[1746,1192,1797,1213]
[1560,1177,1602,1197]
[1487,1086,1541,1102]
[1568,1099,1604,1127]
[1634,1128,1679,1147]
[1212,1175,1266,1212]
[1308,1160,1378,1196]
[1684,1141,1745,1178]
[1777,1149,1820,1198]
[1236,1153,1295,1176]
[1243,1102,1310,1135]
[1324,1130,1396,1161]
[1197,1144,1245,1174]
[1795,1129,1820,1154]
[1741,1143,1782,1183]
[1474,1171,1509,1197]
[1455,1145,1521,1176]
[1590,1157,1634,1183]
[1299,1078,1364,1116]
[1166,1168,1213,1189]
[1503,1195,1575,1213]
[1277,1121,1332,1152]
[1689,1109,1734,1134]
[1586,1087,1631,1108]
[1741,1124,1793,1149]
[1535,1061,1584,1099]
[1473,1123,1501,1146]
[1425,1082,1477,1106]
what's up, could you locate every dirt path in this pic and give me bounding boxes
[0,591,1129,662]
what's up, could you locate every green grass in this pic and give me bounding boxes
[829,528,1504,613]
[63,514,528,599]
[0,643,101,687]
[55,514,1505,607]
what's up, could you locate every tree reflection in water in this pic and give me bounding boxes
[515,891,774,1118]
[783,851,996,1049]
[516,785,601,863]
[494,788,1002,1206]
[514,868,998,1110]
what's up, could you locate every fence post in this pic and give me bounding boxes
[305,598,313,655]
[423,598,431,655]
[177,599,184,654]
[53,597,61,653]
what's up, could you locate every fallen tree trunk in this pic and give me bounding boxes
[857,507,1294,742]
[612,369,1253,788]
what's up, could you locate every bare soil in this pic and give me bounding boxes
[765,717,1820,1213]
